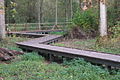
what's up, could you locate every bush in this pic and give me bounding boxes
[72,8,99,32]
[67,8,99,38]
[109,25,120,38]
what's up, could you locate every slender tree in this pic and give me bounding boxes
[55,0,58,25]
[38,0,43,29]
[0,0,5,39]
[71,0,73,20]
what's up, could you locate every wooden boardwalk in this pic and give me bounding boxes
[17,43,120,68]
[14,30,120,68]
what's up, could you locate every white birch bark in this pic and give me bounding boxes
[99,0,107,37]
[0,0,5,39]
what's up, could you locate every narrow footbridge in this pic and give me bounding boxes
[11,30,120,68]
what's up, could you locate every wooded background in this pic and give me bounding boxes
[5,0,78,24]
[4,0,120,32]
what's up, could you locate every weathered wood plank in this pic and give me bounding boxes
[14,30,120,68]
[16,34,120,68]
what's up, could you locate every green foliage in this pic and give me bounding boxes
[109,24,120,38]
[18,52,44,61]
[107,1,120,38]
[72,8,98,32]
[0,56,120,80]
[5,0,78,24]
[107,1,120,27]
[0,36,119,79]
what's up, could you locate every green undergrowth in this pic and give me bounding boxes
[0,36,30,51]
[0,37,120,80]
[0,52,120,80]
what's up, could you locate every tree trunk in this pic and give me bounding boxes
[55,0,58,25]
[40,0,43,24]
[0,0,5,39]
[99,0,107,37]
[38,0,43,30]
[97,0,108,45]
[70,0,73,20]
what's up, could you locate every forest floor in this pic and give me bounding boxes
[0,37,120,80]
[52,38,120,55]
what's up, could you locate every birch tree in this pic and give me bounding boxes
[0,0,5,39]
[79,0,108,37]
[99,0,107,37]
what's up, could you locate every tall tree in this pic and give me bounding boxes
[0,0,5,39]
[55,0,58,25]
[99,0,107,37]
[38,0,43,29]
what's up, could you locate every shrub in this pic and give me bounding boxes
[72,8,99,33]
[67,8,99,39]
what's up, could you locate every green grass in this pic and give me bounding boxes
[50,31,65,35]
[92,46,120,54]
[74,39,97,45]
[52,43,65,47]
[0,36,30,51]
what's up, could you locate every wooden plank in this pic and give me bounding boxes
[15,31,120,68]
[17,43,120,63]
[17,35,62,44]
[17,43,120,68]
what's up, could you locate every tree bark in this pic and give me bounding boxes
[55,0,58,25]
[70,0,73,20]
[0,0,5,39]
[99,0,107,37]
[38,0,43,29]
[40,0,43,24]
